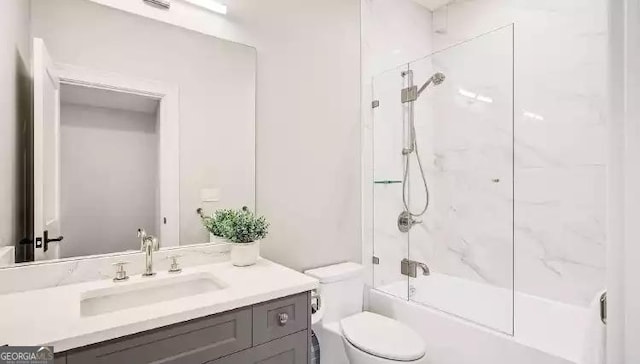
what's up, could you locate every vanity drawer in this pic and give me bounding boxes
[66,307,252,364]
[252,292,309,345]
[209,330,308,364]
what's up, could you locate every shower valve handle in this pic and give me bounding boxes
[398,211,422,233]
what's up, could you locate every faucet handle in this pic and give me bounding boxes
[112,261,131,282]
[137,228,147,238]
[167,255,182,273]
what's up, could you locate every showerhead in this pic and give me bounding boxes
[414,72,446,99]
[431,72,446,86]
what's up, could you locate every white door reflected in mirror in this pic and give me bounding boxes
[33,38,62,261]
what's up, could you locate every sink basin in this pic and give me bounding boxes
[80,272,226,316]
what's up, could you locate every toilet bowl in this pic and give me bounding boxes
[305,262,428,364]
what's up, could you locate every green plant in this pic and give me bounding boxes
[198,207,269,244]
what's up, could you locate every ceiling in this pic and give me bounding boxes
[410,0,454,11]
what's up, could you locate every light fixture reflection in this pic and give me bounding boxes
[183,0,227,15]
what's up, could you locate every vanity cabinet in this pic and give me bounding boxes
[210,330,308,364]
[56,292,310,364]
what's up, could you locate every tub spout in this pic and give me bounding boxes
[401,259,431,278]
[417,262,430,276]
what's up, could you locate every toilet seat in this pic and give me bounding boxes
[340,312,426,361]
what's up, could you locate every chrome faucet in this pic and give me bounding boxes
[138,229,159,277]
[416,261,430,276]
[401,258,431,278]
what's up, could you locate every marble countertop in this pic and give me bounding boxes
[0,258,318,352]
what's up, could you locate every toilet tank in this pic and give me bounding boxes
[305,262,364,323]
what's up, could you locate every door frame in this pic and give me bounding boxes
[607,0,640,362]
[55,63,181,248]
[32,38,61,261]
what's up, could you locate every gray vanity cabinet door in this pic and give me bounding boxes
[210,330,308,364]
[66,308,252,364]
[252,292,309,345]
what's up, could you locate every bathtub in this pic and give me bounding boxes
[368,273,593,364]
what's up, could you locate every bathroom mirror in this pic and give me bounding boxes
[0,0,256,266]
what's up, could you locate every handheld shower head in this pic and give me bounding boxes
[415,72,446,98]
[431,72,446,86]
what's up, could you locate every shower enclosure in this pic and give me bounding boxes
[369,25,514,334]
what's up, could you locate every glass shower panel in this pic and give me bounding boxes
[371,64,410,300]
[407,25,514,334]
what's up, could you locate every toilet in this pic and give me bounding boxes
[305,262,427,364]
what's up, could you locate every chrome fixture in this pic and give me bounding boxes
[600,291,607,325]
[310,289,322,315]
[138,229,159,277]
[401,258,430,278]
[398,211,422,233]
[112,261,130,282]
[401,72,446,104]
[399,70,446,224]
[143,0,170,10]
[168,255,182,274]
[277,313,289,326]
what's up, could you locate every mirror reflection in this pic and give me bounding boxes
[2,0,256,266]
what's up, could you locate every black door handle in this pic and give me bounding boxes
[43,230,63,252]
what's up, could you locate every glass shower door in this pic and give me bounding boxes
[406,25,514,334]
[371,63,411,300]
[371,25,514,334]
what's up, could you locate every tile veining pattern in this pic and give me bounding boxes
[364,0,606,308]
[430,0,607,307]
[0,244,230,295]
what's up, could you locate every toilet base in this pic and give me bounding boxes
[314,322,350,364]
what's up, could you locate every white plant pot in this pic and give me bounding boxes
[210,234,230,245]
[230,241,260,267]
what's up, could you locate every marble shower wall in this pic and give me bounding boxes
[364,0,607,307]
[431,0,607,307]
[407,26,515,293]
[361,0,434,289]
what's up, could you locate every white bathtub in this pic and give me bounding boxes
[369,273,593,364]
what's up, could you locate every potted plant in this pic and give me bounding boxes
[199,207,269,266]
[198,208,234,244]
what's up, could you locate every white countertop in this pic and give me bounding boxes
[0,258,318,352]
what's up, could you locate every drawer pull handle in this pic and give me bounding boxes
[278,313,289,326]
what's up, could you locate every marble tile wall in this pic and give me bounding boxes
[408,25,515,295]
[363,0,607,307]
[361,0,434,289]
[431,0,607,307]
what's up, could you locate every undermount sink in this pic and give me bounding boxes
[80,272,227,316]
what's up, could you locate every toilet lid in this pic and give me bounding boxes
[340,312,426,361]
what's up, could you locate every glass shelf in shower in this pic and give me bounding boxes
[373,180,402,185]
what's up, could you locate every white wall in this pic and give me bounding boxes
[60,103,158,258]
[0,0,30,248]
[31,0,257,246]
[242,0,362,271]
